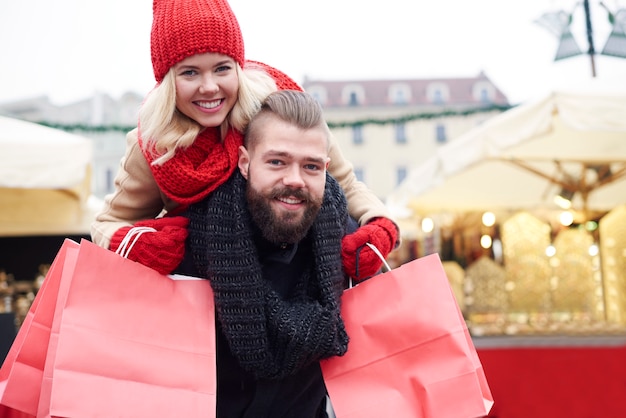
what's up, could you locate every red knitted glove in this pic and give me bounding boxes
[109,216,189,275]
[342,217,398,282]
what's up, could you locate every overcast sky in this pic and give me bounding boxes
[1,0,625,106]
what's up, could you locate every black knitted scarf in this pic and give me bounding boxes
[187,172,349,379]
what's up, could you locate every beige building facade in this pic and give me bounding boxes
[302,72,510,201]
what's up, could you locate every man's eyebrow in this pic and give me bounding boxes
[304,156,327,165]
[262,150,326,164]
[262,150,291,159]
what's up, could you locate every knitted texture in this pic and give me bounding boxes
[151,0,244,82]
[187,172,349,379]
[140,126,243,206]
[247,60,303,91]
[109,216,189,275]
[341,217,398,282]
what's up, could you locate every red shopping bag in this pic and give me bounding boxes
[0,404,36,418]
[0,239,79,416]
[321,253,494,418]
[38,239,216,418]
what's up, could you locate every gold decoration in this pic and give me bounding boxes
[501,212,552,317]
[443,261,466,314]
[465,256,508,324]
[551,228,601,322]
[599,205,626,324]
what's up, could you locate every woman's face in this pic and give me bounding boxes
[173,52,239,128]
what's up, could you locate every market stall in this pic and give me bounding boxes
[387,77,626,416]
[0,115,98,339]
[0,115,95,237]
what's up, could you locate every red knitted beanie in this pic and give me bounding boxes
[151,0,245,82]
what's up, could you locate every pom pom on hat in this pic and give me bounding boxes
[151,0,245,82]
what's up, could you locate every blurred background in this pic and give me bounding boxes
[1,1,626,415]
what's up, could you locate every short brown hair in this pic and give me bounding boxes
[244,90,330,151]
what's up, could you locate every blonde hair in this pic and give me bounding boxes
[139,63,277,165]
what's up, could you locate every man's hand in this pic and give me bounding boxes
[341,217,398,282]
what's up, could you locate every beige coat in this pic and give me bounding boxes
[91,128,395,249]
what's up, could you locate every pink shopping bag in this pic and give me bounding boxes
[38,239,216,418]
[321,253,494,418]
[0,239,79,416]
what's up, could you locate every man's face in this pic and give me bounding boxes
[238,116,330,244]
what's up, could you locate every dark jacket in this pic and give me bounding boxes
[176,217,358,418]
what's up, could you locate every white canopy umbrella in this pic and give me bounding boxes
[387,77,626,217]
[0,115,92,189]
[0,116,96,236]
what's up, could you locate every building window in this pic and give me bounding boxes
[479,88,490,104]
[342,84,366,107]
[354,167,365,183]
[388,83,411,105]
[307,85,328,106]
[396,166,408,185]
[472,81,495,104]
[433,90,444,104]
[106,167,114,193]
[435,123,447,144]
[352,125,364,144]
[349,92,359,106]
[393,90,406,104]
[395,123,407,144]
[426,82,450,105]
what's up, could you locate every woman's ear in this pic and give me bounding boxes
[238,145,250,179]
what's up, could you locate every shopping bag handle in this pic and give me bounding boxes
[115,226,156,259]
[364,242,391,272]
[351,243,392,287]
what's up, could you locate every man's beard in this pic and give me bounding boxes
[246,184,323,245]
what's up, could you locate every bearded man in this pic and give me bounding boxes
[176,90,357,417]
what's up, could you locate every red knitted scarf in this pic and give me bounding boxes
[139,126,243,206]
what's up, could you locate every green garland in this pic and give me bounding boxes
[36,122,134,133]
[326,104,512,129]
[36,104,512,133]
